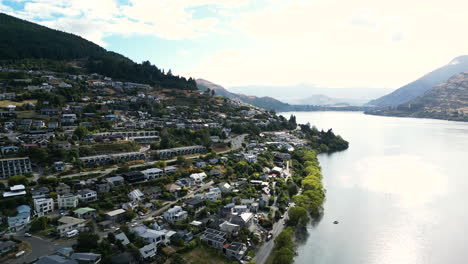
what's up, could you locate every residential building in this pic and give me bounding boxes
[53,161,67,171]
[31,186,50,199]
[34,198,54,217]
[219,221,240,235]
[56,183,71,195]
[77,189,97,202]
[70,253,101,264]
[163,206,188,223]
[58,194,79,209]
[139,243,157,259]
[184,198,205,212]
[165,183,182,196]
[201,228,227,249]
[175,177,194,188]
[141,168,164,180]
[115,233,130,245]
[56,216,86,237]
[132,226,167,245]
[74,207,96,219]
[0,157,32,178]
[106,176,124,186]
[156,145,207,159]
[128,189,144,201]
[7,205,30,231]
[205,187,222,202]
[3,184,27,198]
[122,171,145,183]
[105,209,126,223]
[0,240,17,254]
[223,242,247,261]
[230,212,254,227]
[190,172,207,183]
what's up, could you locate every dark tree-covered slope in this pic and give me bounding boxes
[0,13,196,90]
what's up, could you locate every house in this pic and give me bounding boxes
[128,189,144,201]
[58,194,79,209]
[165,183,182,196]
[56,183,71,195]
[205,187,222,202]
[143,187,161,199]
[8,205,30,231]
[219,221,240,235]
[121,201,138,211]
[156,145,207,159]
[223,242,247,260]
[141,168,164,180]
[232,205,249,214]
[111,252,136,264]
[132,225,167,245]
[74,207,96,219]
[56,216,86,237]
[33,198,54,217]
[106,176,125,186]
[274,152,291,165]
[0,240,17,254]
[55,247,74,257]
[184,198,205,212]
[175,177,194,188]
[31,186,50,198]
[35,255,76,264]
[139,243,157,259]
[209,169,221,177]
[163,206,188,223]
[209,158,219,165]
[3,184,26,198]
[0,146,19,154]
[174,230,193,242]
[70,253,101,264]
[243,153,257,164]
[201,228,227,249]
[230,212,253,227]
[121,171,145,183]
[258,194,270,207]
[54,141,72,150]
[218,182,232,193]
[164,166,177,174]
[190,172,207,183]
[115,232,130,245]
[195,161,206,168]
[53,161,67,171]
[105,209,126,223]
[77,189,97,202]
[95,182,110,193]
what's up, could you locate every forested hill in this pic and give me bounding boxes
[0,13,197,90]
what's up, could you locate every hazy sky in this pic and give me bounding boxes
[2,0,468,89]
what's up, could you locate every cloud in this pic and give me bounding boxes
[2,0,250,45]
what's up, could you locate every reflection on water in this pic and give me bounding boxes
[280,112,468,264]
[352,155,447,207]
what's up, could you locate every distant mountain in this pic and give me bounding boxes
[295,94,348,106]
[366,72,468,121]
[196,79,291,111]
[0,13,196,90]
[228,84,392,106]
[368,56,468,107]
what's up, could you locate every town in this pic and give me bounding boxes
[0,66,347,264]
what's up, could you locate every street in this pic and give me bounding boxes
[9,233,76,264]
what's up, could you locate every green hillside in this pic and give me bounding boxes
[0,13,196,90]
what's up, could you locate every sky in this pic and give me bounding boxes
[1,0,468,89]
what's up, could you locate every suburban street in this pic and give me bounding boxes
[9,233,76,264]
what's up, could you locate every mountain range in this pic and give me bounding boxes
[368,56,468,107]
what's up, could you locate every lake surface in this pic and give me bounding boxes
[281,111,468,264]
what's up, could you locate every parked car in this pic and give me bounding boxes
[24,233,32,237]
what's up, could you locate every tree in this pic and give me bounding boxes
[30,216,49,232]
[288,206,310,226]
[7,175,29,186]
[76,232,99,251]
[74,126,89,140]
[273,247,295,264]
[107,232,116,243]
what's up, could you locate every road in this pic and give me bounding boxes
[252,208,291,264]
[58,134,247,179]
[9,232,76,264]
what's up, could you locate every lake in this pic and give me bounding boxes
[281,111,468,264]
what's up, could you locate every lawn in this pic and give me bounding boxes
[0,99,37,107]
[181,246,237,264]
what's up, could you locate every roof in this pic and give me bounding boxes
[73,207,96,215]
[10,184,25,191]
[58,216,85,225]
[111,252,134,264]
[115,233,130,245]
[70,253,101,262]
[0,240,16,251]
[165,183,181,191]
[35,255,78,264]
[105,209,126,217]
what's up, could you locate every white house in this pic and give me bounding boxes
[58,194,79,209]
[132,226,167,245]
[205,187,222,202]
[7,205,30,231]
[128,189,144,201]
[77,189,97,202]
[139,243,157,259]
[190,172,207,183]
[33,198,54,217]
[163,206,188,223]
[141,168,164,180]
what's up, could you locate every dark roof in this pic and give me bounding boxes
[185,198,204,206]
[35,255,78,264]
[0,240,16,251]
[70,253,101,262]
[111,252,134,264]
